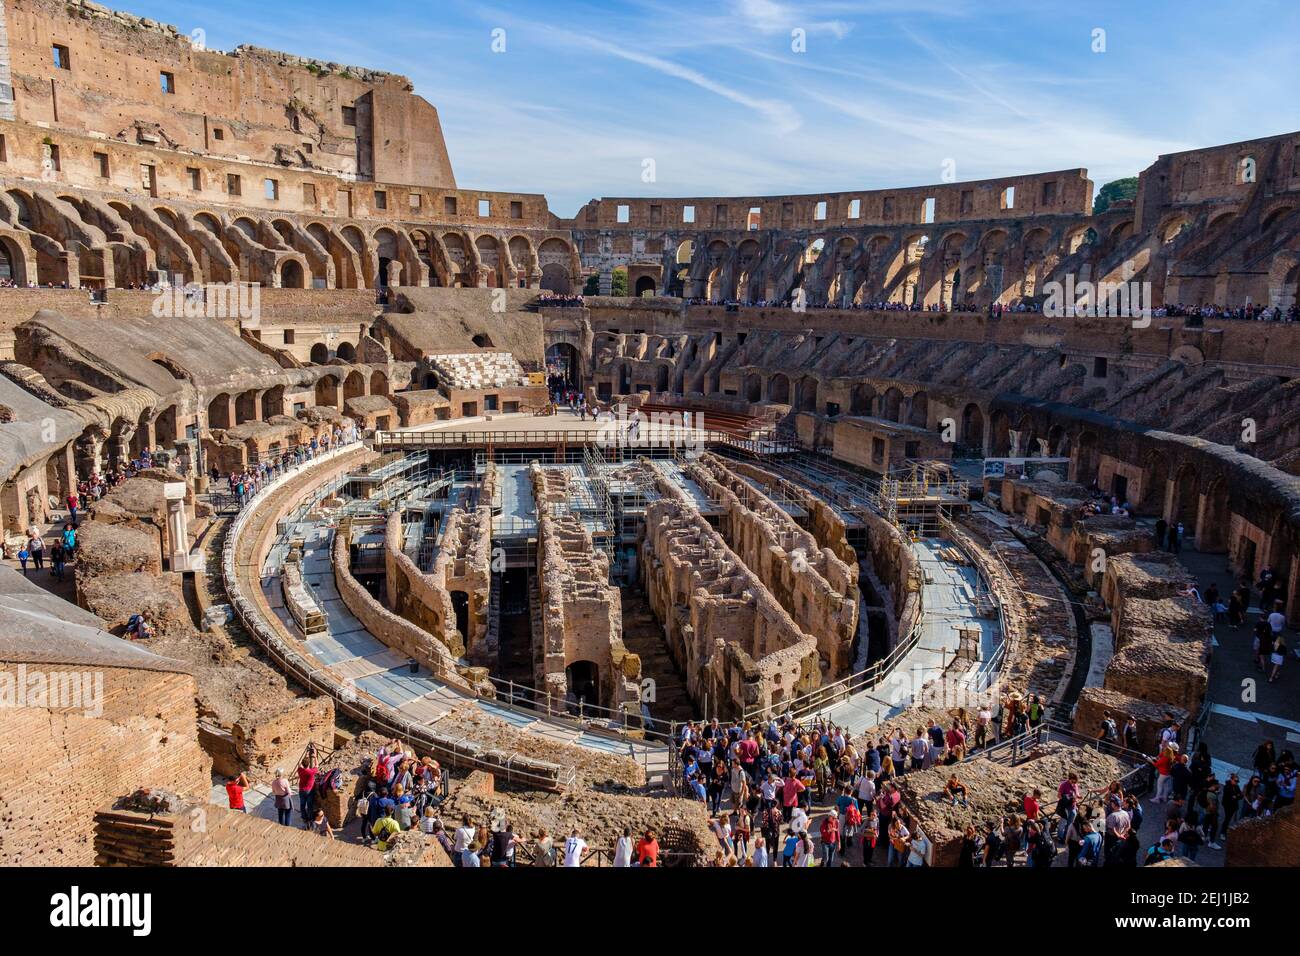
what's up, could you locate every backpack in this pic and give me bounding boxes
[317,768,342,793]
[373,758,390,784]
[354,794,369,817]
[846,803,862,827]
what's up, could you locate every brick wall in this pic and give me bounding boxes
[0,666,210,865]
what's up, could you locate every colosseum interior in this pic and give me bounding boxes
[1,0,1298,878]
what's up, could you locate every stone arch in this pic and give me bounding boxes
[990,409,1012,458]
[961,403,984,451]
[309,342,329,364]
[850,383,876,416]
[906,390,928,429]
[343,370,366,401]
[1171,462,1199,534]
[744,372,763,403]
[336,341,356,361]
[314,373,341,408]
[768,373,790,404]
[1141,448,1169,515]
[279,258,305,288]
[207,393,232,430]
[538,237,572,293]
[1073,429,1099,486]
[881,387,904,423]
[370,370,389,396]
[795,375,818,413]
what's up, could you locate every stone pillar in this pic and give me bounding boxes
[164,481,191,572]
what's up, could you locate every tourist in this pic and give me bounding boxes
[613,827,633,867]
[225,772,250,812]
[297,750,319,826]
[311,809,334,839]
[371,808,401,851]
[819,811,840,866]
[271,769,293,826]
[562,826,586,867]
[26,530,43,572]
[635,828,659,867]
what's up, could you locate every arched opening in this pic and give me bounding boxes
[1172,463,1199,536]
[546,342,582,392]
[881,387,904,423]
[279,259,305,289]
[1141,451,1169,517]
[336,341,356,362]
[1073,430,1099,487]
[566,660,600,710]
[154,404,178,446]
[538,238,572,293]
[472,333,494,348]
[207,394,232,430]
[261,386,285,420]
[0,237,24,285]
[314,375,340,408]
[768,373,790,404]
[450,589,470,643]
[343,370,366,402]
[795,375,818,413]
[744,373,763,403]
[234,391,259,425]
[961,403,985,453]
[850,383,876,416]
[990,410,1012,458]
[635,275,657,297]
[906,391,928,429]
[655,364,670,393]
[1199,477,1230,552]
[309,343,329,364]
[370,371,389,396]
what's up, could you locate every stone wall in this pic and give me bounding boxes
[0,666,210,866]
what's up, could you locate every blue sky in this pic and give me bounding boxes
[130,0,1297,216]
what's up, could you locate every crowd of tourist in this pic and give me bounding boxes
[210,424,359,509]
[1157,303,1299,322]
[536,292,586,307]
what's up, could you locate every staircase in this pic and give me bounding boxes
[619,588,697,725]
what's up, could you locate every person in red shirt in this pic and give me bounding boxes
[226,772,250,812]
[781,769,805,821]
[1023,788,1042,822]
[635,829,659,867]
[819,814,841,866]
[296,761,319,825]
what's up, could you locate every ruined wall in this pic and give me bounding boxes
[10,0,454,188]
[334,514,471,687]
[0,666,210,866]
[685,452,857,677]
[640,495,819,717]
[530,463,639,711]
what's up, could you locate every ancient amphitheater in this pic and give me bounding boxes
[1,0,1297,870]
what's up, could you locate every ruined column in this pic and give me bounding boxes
[164,481,190,572]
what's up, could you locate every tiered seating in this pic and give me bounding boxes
[429,352,529,390]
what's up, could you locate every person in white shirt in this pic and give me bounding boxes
[563,827,587,867]
[857,770,876,804]
[752,840,768,868]
[453,815,475,864]
[613,828,633,867]
[462,842,481,867]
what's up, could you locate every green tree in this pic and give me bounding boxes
[1093,177,1138,214]
[582,274,599,296]
[611,268,629,297]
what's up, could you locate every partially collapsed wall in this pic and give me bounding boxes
[641,495,820,718]
[684,452,858,678]
[530,463,640,712]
